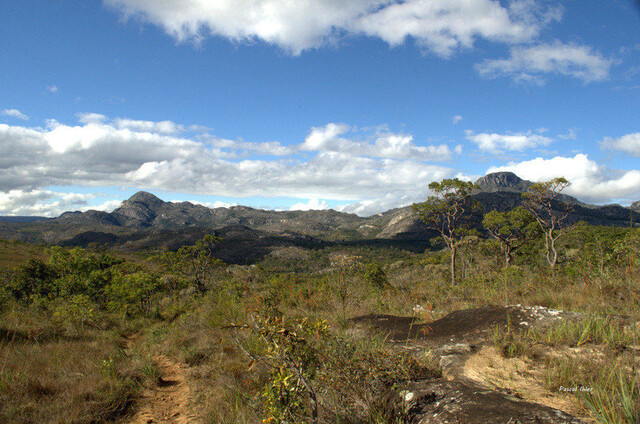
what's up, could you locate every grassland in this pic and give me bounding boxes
[0,224,638,423]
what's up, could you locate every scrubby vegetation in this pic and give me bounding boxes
[1,180,639,423]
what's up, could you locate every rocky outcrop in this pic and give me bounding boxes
[402,379,586,423]
[475,171,531,193]
[111,191,166,227]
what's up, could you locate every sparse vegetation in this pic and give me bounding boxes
[1,179,639,423]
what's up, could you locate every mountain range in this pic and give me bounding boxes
[1,172,638,262]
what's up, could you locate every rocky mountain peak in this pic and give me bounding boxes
[475,172,530,193]
[125,191,165,208]
[110,191,166,227]
[631,201,640,213]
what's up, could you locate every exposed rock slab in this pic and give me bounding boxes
[402,378,587,424]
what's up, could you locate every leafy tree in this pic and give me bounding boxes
[521,177,572,270]
[155,234,223,293]
[483,207,537,267]
[53,294,97,335]
[565,222,627,277]
[46,246,122,301]
[10,258,57,300]
[105,271,160,316]
[412,178,479,286]
[613,228,640,271]
[362,262,388,289]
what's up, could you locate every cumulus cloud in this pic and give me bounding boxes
[476,41,612,83]
[91,200,122,213]
[114,118,184,134]
[0,190,96,216]
[465,129,552,153]
[77,113,108,124]
[2,109,29,121]
[180,200,237,209]
[0,114,456,215]
[289,198,331,211]
[452,115,463,125]
[46,85,59,93]
[338,192,423,216]
[488,154,640,204]
[600,133,640,156]
[301,123,456,161]
[105,0,559,56]
[206,137,294,156]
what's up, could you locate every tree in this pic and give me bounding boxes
[483,207,537,267]
[362,262,388,290]
[10,258,57,300]
[521,177,572,270]
[105,271,160,316]
[329,253,362,316]
[412,178,479,286]
[155,234,223,293]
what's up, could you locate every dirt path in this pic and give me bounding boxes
[123,335,199,424]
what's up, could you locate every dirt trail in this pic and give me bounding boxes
[123,335,199,424]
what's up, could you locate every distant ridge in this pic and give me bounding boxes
[0,216,50,223]
[0,172,638,251]
[49,172,640,236]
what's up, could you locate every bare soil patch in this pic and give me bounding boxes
[128,355,197,424]
[123,334,200,424]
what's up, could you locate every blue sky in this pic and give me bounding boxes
[1,0,639,216]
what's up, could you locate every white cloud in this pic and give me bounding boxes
[488,154,640,204]
[46,85,59,93]
[78,113,108,124]
[601,133,640,156]
[0,189,96,217]
[301,123,455,161]
[2,109,29,121]
[452,115,463,125]
[0,115,457,215]
[179,200,237,209]
[90,200,122,213]
[207,137,294,156]
[114,118,184,134]
[476,41,612,83]
[558,128,577,140]
[106,0,558,56]
[465,130,552,152]
[339,192,422,216]
[289,198,330,211]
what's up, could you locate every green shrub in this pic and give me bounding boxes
[105,271,161,316]
[363,262,388,289]
[53,294,97,336]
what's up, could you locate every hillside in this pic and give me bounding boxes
[1,172,638,254]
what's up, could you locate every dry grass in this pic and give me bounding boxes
[0,305,144,423]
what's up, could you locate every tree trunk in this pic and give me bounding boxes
[549,234,558,269]
[505,247,512,267]
[544,232,554,269]
[450,245,456,287]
